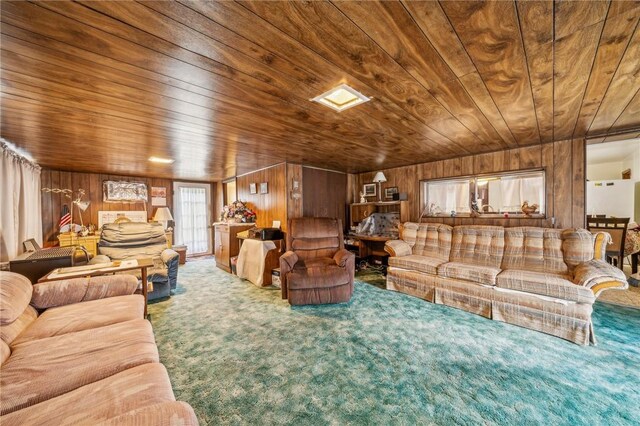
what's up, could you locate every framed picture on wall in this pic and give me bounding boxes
[249,183,257,194]
[363,183,376,197]
[260,182,268,194]
[384,187,398,199]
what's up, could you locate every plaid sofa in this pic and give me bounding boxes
[385,223,628,345]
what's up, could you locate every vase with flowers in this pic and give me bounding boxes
[220,200,256,223]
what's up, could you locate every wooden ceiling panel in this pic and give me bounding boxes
[516,0,554,142]
[573,1,640,136]
[1,0,639,180]
[553,5,607,140]
[439,1,541,145]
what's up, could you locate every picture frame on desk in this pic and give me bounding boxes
[384,187,398,200]
[363,183,376,197]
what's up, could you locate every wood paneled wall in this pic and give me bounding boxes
[355,139,586,229]
[236,163,288,231]
[41,169,217,246]
[302,167,347,225]
[41,169,173,245]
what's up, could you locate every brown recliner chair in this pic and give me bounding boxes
[280,217,355,305]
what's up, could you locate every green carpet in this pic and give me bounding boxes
[149,259,640,425]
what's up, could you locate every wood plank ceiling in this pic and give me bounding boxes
[1,0,639,181]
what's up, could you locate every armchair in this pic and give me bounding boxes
[280,217,355,305]
[92,222,179,301]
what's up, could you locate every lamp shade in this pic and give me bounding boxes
[153,207,174,221]
[373,171,387,183]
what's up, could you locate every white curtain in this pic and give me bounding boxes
[500,176,545,212]
[0,140,43,262]
[176,186,209,254]
[428,180,471,213]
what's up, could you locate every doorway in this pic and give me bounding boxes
[173,182,212,255]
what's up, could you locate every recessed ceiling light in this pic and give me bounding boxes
[311,83,371,112]
[149,156,175,164]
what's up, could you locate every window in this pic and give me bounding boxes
[420,170,545,217]
[173,182,212,254]
[422,178,471,215]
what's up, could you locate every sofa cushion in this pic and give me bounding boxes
[0,272,33,325]
[0,340,9,366]
[0,319,158,415]
[31,275,139,310]
[99,222,167,247]
[401,222,453,262]
[561,229,595,270]
[438,262,501,285]
[496,270,595,304]
[0,363,175,426]
[450,226,505,268]
[294,257,336,269]
[502,227,569,275]
[97,401,199,426]
[288,265,350,290]
[0,305,37,346]
[388,255,444,275]
[12,295,144,346]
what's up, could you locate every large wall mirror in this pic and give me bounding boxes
[421,169,546,217]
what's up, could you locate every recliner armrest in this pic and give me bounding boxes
[31,275,139,309]
[385,240,412,257]
[279,251,299,300]
[161,248,179,265]
[280,251,299,269]
[334,249,355,267]
[573,259,628,297]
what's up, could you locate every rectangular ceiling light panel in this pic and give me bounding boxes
[311,84,370,112]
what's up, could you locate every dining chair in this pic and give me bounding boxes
[587,217,630,270]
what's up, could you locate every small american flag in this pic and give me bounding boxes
[59,204,71,230]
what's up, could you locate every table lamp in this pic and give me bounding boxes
[373,171,387,202]
[153,207,174,230]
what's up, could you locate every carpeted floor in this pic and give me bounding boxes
[149,259,640,425]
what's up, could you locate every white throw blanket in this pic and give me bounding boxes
[236,239,277,287]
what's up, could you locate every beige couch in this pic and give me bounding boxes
[385,223,628,345]
[0,271,198,425]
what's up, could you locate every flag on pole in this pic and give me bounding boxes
[59,204,71,230]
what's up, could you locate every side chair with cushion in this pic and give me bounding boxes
[587,217,629,270]
[280,217,355,306]
[92,222,179,301]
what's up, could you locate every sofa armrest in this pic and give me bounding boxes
[333,248,355,267]
[161,248,180,290]
[573,259,628,297]
[385,240,412,257]
[31,275,139,309]
[279,251,299,300]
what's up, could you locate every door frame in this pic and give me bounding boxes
[173,181,213,254]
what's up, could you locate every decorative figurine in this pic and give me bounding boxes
[521,201,539,216]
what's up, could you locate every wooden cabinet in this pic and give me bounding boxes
[58,234,100,257]
[214,223,255,272]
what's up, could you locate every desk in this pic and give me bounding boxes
[58,234,100,257]
[346,234,394,259]
[237,237,283,286]
[38,258,153,317]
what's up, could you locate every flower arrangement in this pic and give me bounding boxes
[220,200,256,223]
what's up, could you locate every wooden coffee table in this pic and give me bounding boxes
[38,258,154,317]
